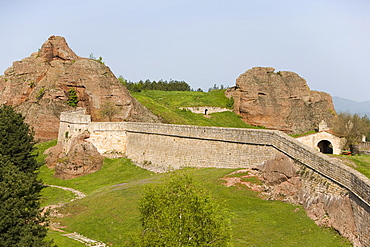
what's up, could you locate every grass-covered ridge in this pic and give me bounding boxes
[131,89,264,129]
[35,143,350,246]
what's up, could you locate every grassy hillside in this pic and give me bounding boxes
[131,90,263,129]
[333,154,370,179]
[35,142,350,246]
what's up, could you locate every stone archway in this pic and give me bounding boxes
[317,140,333,154]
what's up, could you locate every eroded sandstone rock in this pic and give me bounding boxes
[54,131,103,179]
[258,154,360,246]
[226,67,336,134]
[0,35,160,141]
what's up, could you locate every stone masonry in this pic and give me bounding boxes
[58,109,370,246]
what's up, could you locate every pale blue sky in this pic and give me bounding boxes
[1,0,369,101]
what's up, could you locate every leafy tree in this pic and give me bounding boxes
[333,112,370,150]
[130,172,232,246]
[0,105,50,246]
[100,102,119,121]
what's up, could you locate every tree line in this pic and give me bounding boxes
[118,76,191,92]
[118,76,230,93]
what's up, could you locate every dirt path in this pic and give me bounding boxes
[44,184,107,247]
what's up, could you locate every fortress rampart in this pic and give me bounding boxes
[58,109,370,245]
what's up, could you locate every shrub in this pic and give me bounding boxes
[67,88,79,107]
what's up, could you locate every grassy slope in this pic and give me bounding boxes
[36,142,350,247]
[334,154,370,179]
[131,90,263,129]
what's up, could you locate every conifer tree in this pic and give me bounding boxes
[0,105,49,246]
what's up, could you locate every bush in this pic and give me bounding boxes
[67,88,79,107]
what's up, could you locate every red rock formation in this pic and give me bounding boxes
[258,154,360,246]
[0,36,160,141]
[226,67,336,134]
[54,131,103,179]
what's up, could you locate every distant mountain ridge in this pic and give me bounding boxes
[332,96,370,116]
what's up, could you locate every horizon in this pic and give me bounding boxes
[1,0,370,102]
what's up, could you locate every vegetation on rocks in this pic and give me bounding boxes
[66,88,79,107]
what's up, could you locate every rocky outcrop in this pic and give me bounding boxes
[226,67,336,134]
[258,154,360,246]
[54,131,103,179]
[44,142,63,168]
[0,36,160,141]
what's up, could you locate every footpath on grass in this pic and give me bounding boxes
[44,184,107,247]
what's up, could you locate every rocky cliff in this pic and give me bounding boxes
[258,154,361,246]
[226,67,336,134]
[0,36,160,141]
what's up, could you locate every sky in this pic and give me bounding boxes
[1,0,370,101]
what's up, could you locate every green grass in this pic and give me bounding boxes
[39,186,75,208]
[33,139,57,164]
[133,89,232,109]
[38,158,350,246]
[336,154,370,179]
[131,90,263,129]
[290,130,316,138]
[45,231,85,247]
[39,158,153,195]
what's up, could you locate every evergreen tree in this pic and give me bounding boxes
[0,105,49,246]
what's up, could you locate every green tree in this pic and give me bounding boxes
[0,105,50,246]
[132,172,232,246]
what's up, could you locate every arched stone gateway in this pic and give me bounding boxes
[295,131,345,155]
[317,140,333,154]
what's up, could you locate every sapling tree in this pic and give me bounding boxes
[131,171,232,246]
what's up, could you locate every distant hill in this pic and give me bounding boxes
[332,96,370,116]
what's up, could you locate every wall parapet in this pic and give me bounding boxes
[123,122,370,207]
[60,108,91,124]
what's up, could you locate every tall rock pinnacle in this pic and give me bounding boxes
[0,36,160,141]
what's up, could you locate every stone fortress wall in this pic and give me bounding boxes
[59,109,370,246]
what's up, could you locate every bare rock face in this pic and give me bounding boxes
[258,154,360,246]
[226,67,336,134]
[54,131,103,179]
[44,142,63,168]
[0,35,160,141]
